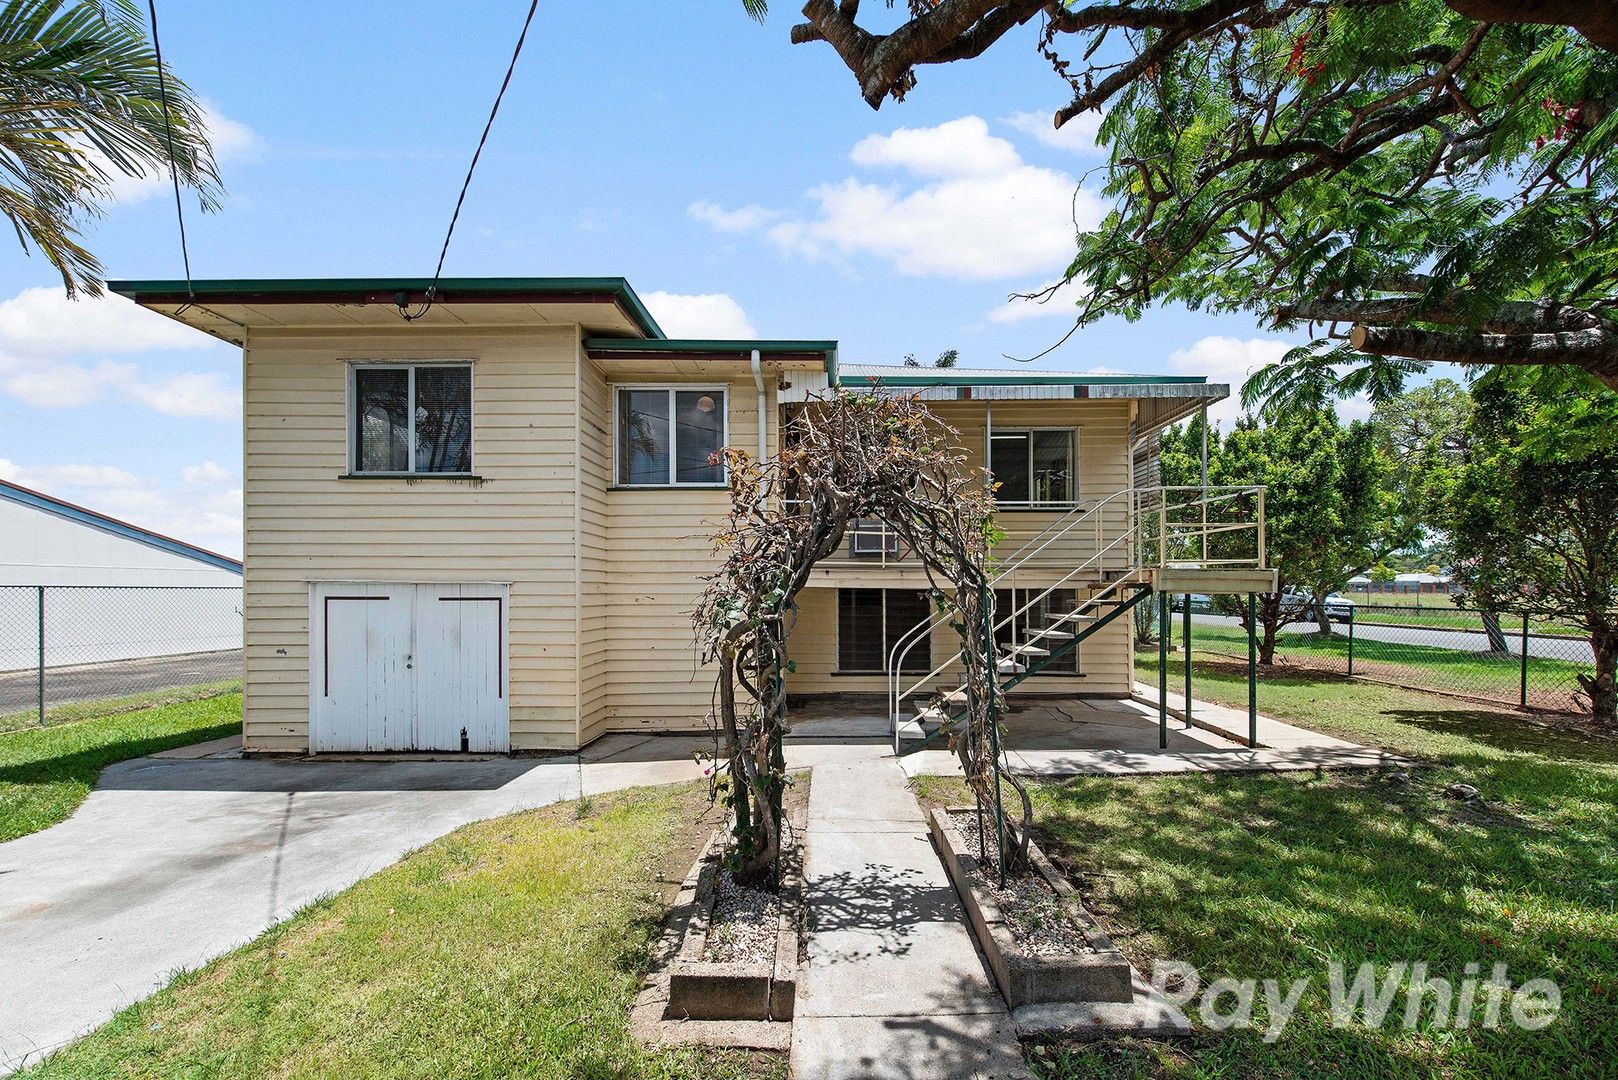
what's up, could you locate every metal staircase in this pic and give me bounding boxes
[885,485,1269,753]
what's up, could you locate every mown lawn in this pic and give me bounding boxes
[0,693,241,842]
[0,679,241,733]
[919,666,1618,1078]
[18,782,782,1080]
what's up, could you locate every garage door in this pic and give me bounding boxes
[310,582,508,752]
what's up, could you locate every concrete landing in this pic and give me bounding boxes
[791,756,1031,1079]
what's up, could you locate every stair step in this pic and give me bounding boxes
[915,706,948,724]
[996,658,1027,675]
[1010,643,1051,657]
[1032,629,1074,641]
[939,688,969,705]
[1049,613,1099,625]
[896,719,928,741]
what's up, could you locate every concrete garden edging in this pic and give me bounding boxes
[928,806,1133,1007]
[664,819,803,1023]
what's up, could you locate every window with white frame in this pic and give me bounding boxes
[351,363,473,475]
[989,429,1075,505]
[616,387,727,486]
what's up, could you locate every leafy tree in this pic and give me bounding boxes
[747,1,1618,393]
[1442,369,1618,724]
[902,349,960,368]
[0,0,219,294]
[1162,406,1387,662]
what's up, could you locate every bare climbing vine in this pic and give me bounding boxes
[694,390,1035,885]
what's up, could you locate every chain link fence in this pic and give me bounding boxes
[0,585,243,730]
[1174,602,1601,714]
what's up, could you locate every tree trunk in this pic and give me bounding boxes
[1258,594,1280,665]
[1480,610,1510,653]
[1312,596,1333,636]
[1583,623,1618,727]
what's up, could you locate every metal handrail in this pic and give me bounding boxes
[885,484,1266,742]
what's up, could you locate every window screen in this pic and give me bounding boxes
[674,390,724,483]
[355,368,409,473]
[838,589,931,673]
[618,390,671,485]
[415,367,472,473]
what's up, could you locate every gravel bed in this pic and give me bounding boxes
[703,867,781,964]
[948,810,1092,958]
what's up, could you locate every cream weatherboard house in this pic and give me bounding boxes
[112,277,1252,755]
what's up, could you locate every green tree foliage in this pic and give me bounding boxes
[1441,370,1618,723]
[1161,407,1387,662]
[0,0,219,294]
[753,1,1618,393]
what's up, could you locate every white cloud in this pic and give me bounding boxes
[688,201,779,233]
[0,286,236,418]
[93,101,261,205]
[850,116,1021,177]
[642,291,758,339]
[987,277,1090,324]
[1003,109,1106,155]
[126,372,240,419]
[691,115,1103,281]
[181,461,229,485]
[0,287,214,356]
[1168,336,1298,426]
[0,457,241,556]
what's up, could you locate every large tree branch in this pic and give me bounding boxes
[1444,0,1618,50]
[1350,324,1618,387]
[1281,296,1611,334]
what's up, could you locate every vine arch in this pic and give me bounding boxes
[694,390,1033,885]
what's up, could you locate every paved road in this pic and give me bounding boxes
[0,650,242,716]
[1187,613,1593,664]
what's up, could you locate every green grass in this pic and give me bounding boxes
[0,693,241,841]
[18,783,780,1080]
[0,680,241,733]
[919,668,1618,1078]
[1175,621,1591,711]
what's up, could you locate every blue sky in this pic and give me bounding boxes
[0,2,1332,557]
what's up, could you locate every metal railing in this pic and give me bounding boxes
[0,585,242,728]
[883,485,1266,744]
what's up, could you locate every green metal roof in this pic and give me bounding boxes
[108,277,667,339]
[837,372,1208,387]
[583,338,837,354]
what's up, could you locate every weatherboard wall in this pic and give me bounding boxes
[240,325,581,753]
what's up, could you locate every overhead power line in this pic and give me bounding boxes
[400,0,541,322]
[146,0,193,301]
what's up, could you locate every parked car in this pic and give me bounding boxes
[1281,588,1356,622]
[1170,593,1213,613]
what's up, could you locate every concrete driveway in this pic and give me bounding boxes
[0,739,709,1072]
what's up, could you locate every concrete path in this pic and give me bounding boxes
[0,738,712,1073]
[791,753,1031,1080]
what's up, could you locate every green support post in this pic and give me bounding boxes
[983,586,1007,884]
[1157,590,1169,749]
[1520,614,1530,708]
[36,586,45,727]
[1182,594,1192,728]
[1247,593,1258,749]
[1346,605,1355,676]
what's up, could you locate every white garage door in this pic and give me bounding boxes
[310,582,508,752]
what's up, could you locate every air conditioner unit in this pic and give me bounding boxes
[850,522,899,556]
